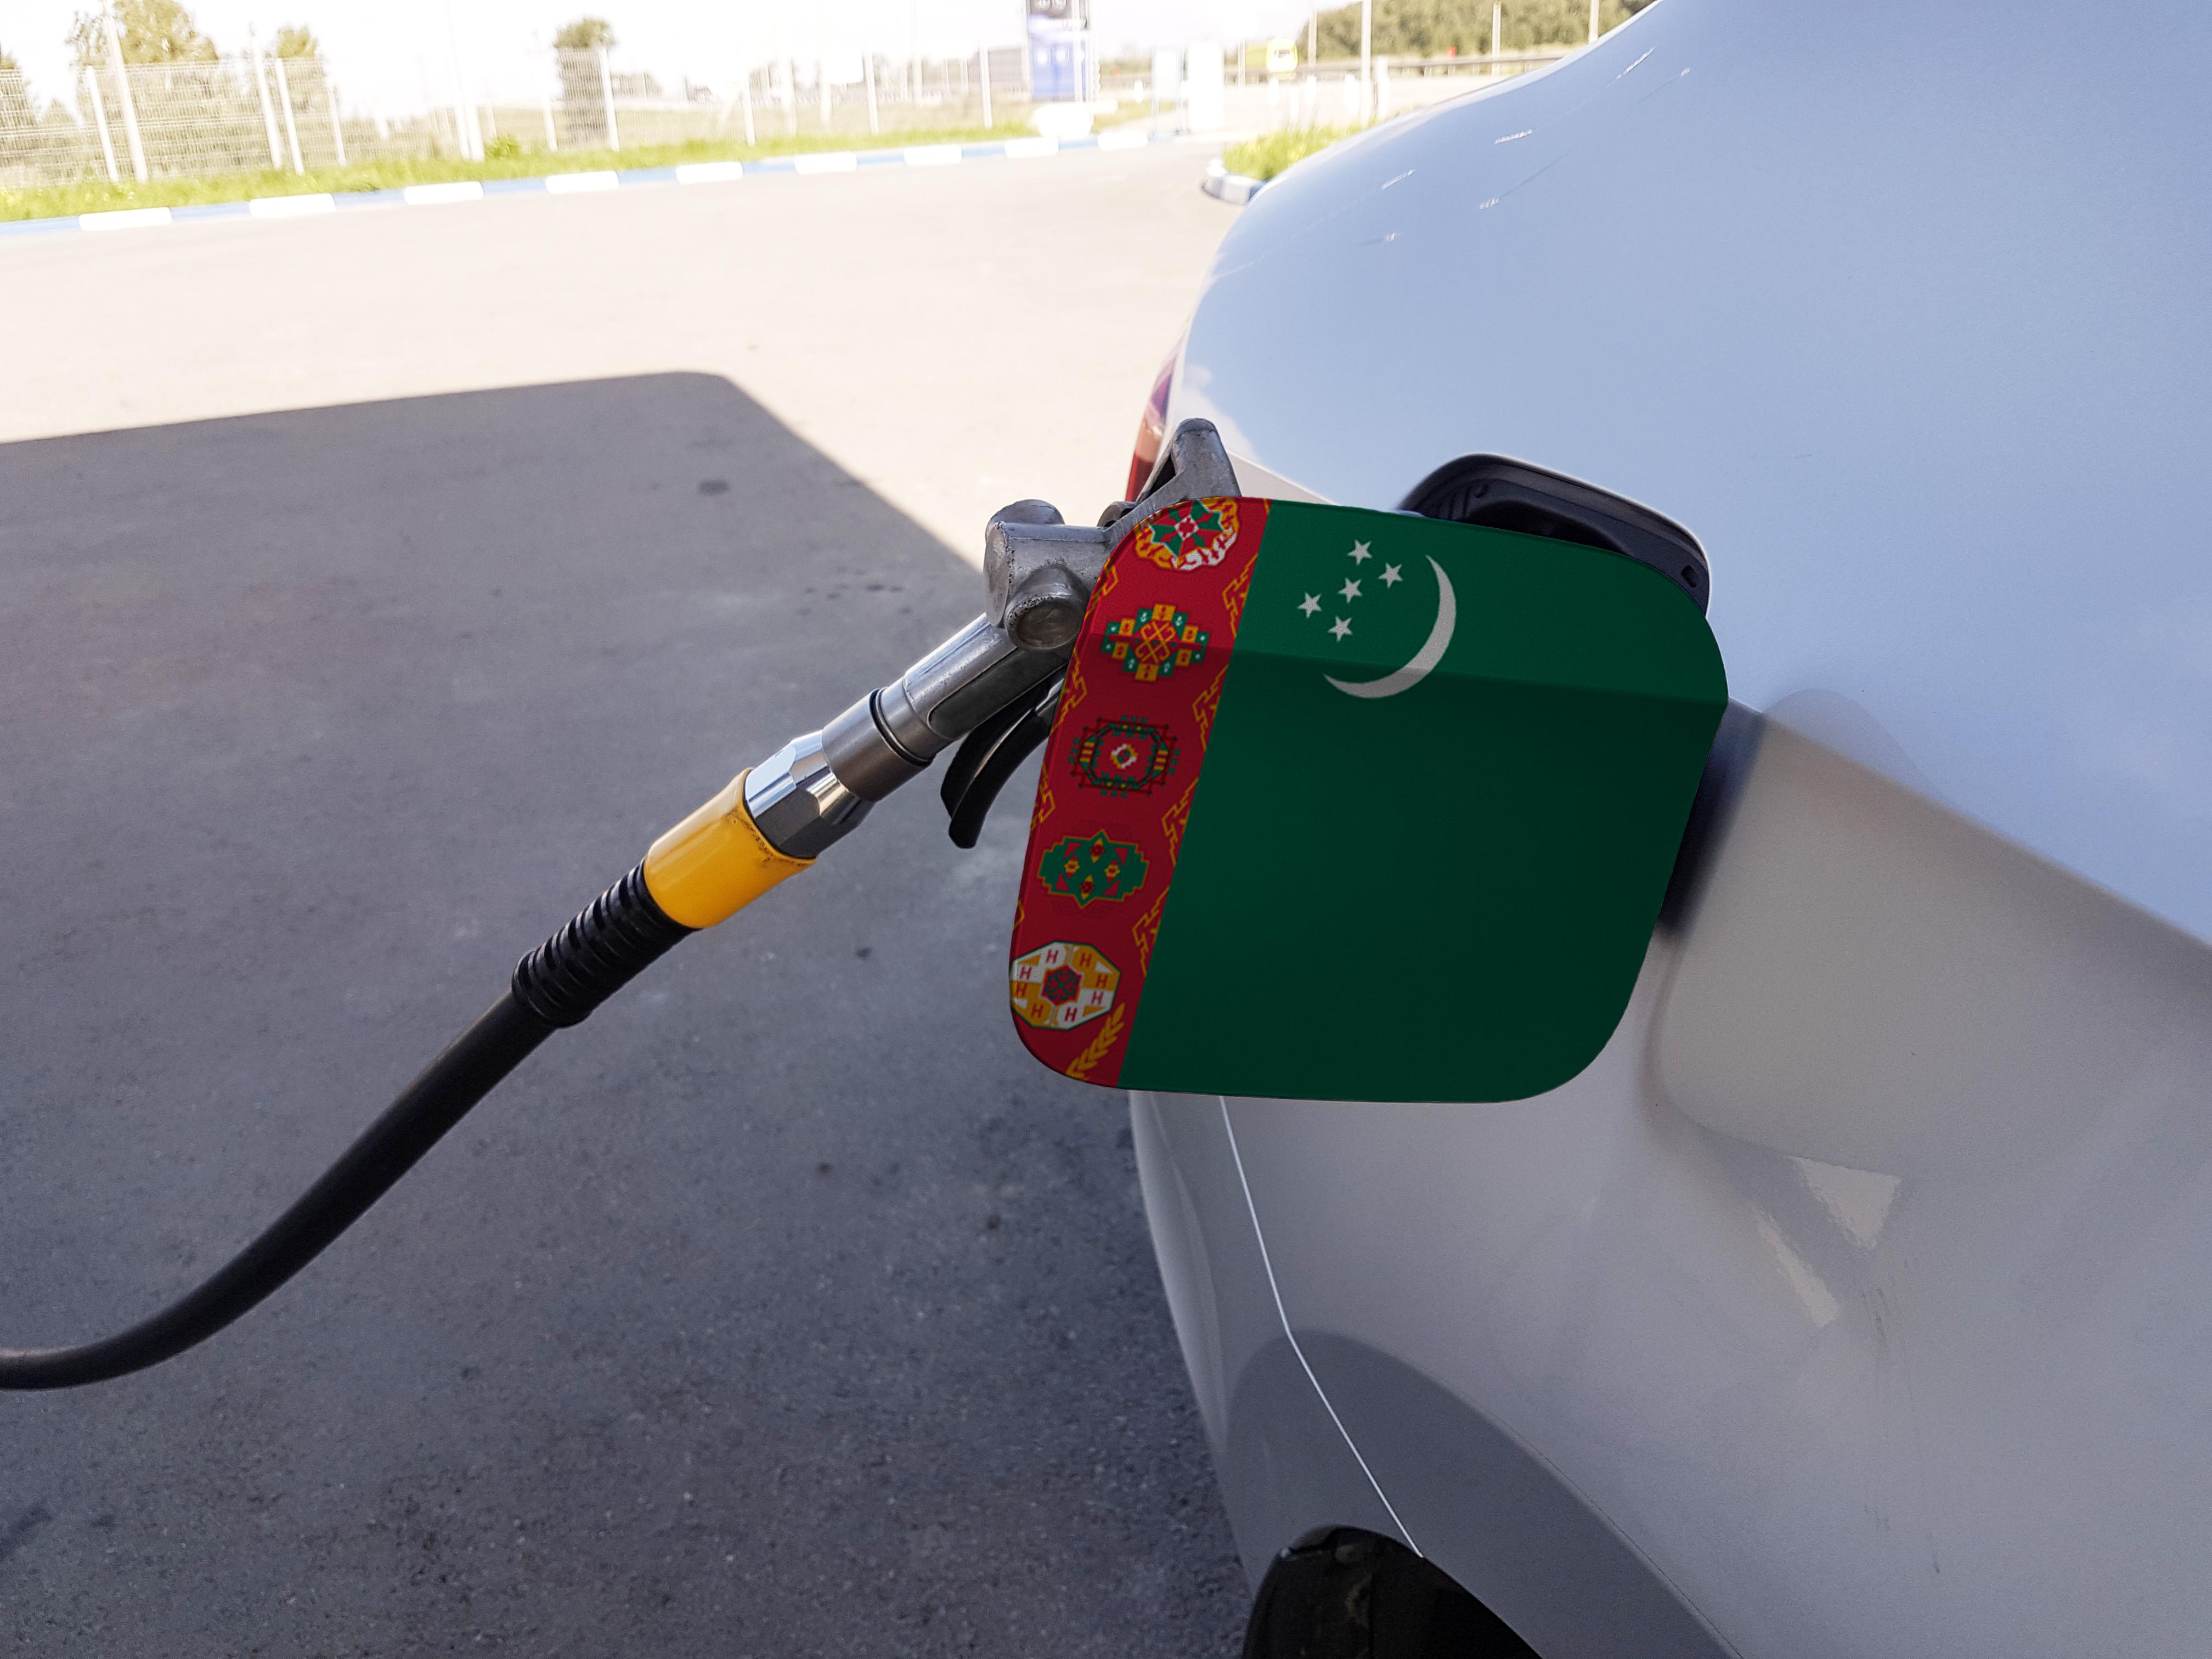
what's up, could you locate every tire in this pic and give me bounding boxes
[1242,1527,1539,1659]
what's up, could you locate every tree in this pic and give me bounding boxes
[552,16,617,52]
[272,24,320,60]
[1312,0,1651,60]
[67,0,217,70]
[0,47,31,148]
[554,15,618,144]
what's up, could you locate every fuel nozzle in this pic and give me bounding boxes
[634,523,1095,928]
[687,419,1239,885]
[734,522,1100,863]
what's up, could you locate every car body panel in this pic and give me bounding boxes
[1176,0,2212,945]
[1129,1088,1404,1573]
[1158,712,2212,1654]
[1131,1,2212,1652]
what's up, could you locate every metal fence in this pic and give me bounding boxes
[1094,47,1572,136]
[1,41,1570,193]
[1266,49,1570,127]
[1,44,1034,190]
[0,57,455,189]
[520,46,1028,154]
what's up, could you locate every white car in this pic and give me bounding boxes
[1125,1,2212,1653]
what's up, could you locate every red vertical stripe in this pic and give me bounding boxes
[1007,498,1269,1085]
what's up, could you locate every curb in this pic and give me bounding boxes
[1200,156,1265,206]
[1,127,1170,242]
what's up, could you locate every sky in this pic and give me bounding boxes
[6,1,1324,113]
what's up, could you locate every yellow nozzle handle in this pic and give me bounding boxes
[642,771,813,930]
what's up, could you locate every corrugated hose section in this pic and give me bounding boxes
[511,864,696,1028]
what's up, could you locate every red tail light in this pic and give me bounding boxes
[1125,346,1177,501]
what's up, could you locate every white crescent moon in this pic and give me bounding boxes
[1325,557,1456,699]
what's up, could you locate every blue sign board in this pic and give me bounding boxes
[1026,0,1090,102]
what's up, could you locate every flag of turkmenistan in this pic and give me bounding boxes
[1008,496,1725,1103]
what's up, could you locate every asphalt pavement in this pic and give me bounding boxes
[0,140,1233,563]
[0,145,1246,1654]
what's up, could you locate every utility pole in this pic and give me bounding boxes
[816,0,830,126]
[1084,0,1098,104]
[597,45,620,149]
[442,1,482,160]
[250,25,284,168]
[1492,2,1503,72]
[1359,0,1372,122]
[326,75,347,166]
[271,51,305,172]
[103,4,148,181]
[83,67,120,183]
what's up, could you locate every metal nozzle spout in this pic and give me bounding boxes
[738,421,1242,861]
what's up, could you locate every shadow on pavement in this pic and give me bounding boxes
[0,375,1245,1655]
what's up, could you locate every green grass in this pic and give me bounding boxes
[1222,125,1364,183]
[1,122,1036,223]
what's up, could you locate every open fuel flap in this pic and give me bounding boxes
[1006,491,1725,1103]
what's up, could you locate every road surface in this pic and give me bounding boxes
[0,142,1246,1655]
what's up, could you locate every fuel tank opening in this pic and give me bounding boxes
[1401,454,1709,611]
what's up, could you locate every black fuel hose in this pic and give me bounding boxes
[0,865,691,1391]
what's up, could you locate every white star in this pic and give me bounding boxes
[1339,578,1362,602]
[1298,592,1321,617]
[1380,563,1403,586]
[1329,617,1352,641]
[1347,540,1373,563]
